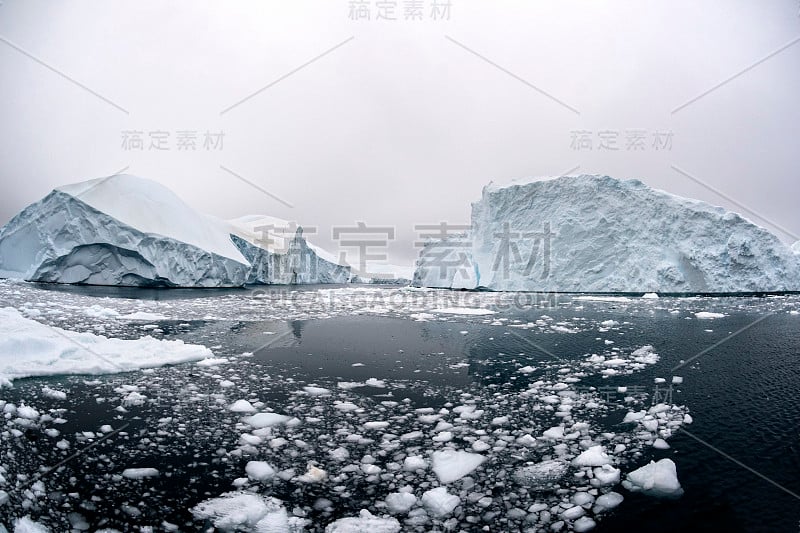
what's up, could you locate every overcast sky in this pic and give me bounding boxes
[1,0,798,266]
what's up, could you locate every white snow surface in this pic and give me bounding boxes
[414,175,800,292]
[58,174,248,264]
[0,307,212,385]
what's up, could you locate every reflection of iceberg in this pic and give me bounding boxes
[0,175,349,287]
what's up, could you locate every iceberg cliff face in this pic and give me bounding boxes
[415,175,800,293]
[0,175,348,287]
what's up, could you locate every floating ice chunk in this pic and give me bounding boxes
[430,307,496,315]
[12,517,50,533]
[631,345,659,364]
[432,431,452,443]
[543,426,565,439]
[296,464,326,483]
[642,292,659,299]
[472,440,491,452]
[192,491,299,531]
[421,487,460,517]
[561,505,585,520]
[325,510,401,532]
[364,378,386,388]
[591,465,621,486]
[431,450,486,483]
[518,366,536,374]
[122,468,159,479]
[0,309,212,384]
[246,461,276,482]
[385,492,417,514]
[243,412,291,428]
[695,312,725,319]
[622,458,683,498]
[513,460,568,489]
[41,386,67,400]
[572,446,611,467]
[303,386,331,396]
[403,455,428,472]
[573,516,597,532]
[364,421,390,430]
[229,399,257,413]
[594,491,624,513]
[653,438,670,449]
[600,320,619,327]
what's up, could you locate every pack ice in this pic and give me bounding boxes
[0,174,349,287]
[414,175,800,292]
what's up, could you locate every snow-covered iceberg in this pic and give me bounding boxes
[414,175,800,292]
[0,174,349,287]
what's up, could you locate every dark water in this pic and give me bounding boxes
[0,290,798,532]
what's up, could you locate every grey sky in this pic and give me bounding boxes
[1,0,798,267]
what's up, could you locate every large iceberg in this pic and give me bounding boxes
[414,175,800,293]
[0,174,349,287]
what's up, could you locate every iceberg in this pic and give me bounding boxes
[0,174,349,287]
[414,175,800,292]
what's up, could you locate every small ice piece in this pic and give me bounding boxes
[573,516,597,532]
[13,517,50,533]
[432,431,452,442]
[695,311,725,319]
[518,366,536,374]
[229,399,257,413]
[653,438,670,449]
[594,491,624,513]
[42,386,67,400]
[622,459,683,498]
[572,446,611,467]
[513,460,568,489]
[364,421,390,430]
[642,292,659,299]
[421,487,460,517]
[431,450,486,483]
[192,491,294,531]
[364,378,386,388]
[561,505,585,520]
[672,376,683,384]
[592,465,621,486]
[245,461,276,482]
[296,463,326,483]
[243,412,291,428]
[472,440,491,452]
[385,492,417,514]
[121,468,160,479]
[303,386,331,396]
[403,456,428,472]
[325,509,401,532]
[543,426,565,439]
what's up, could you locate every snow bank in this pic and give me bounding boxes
[414,175,800,292]
[0,307,212,384]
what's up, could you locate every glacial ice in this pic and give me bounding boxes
[0,174,349,287]
[414,175,800,292]
[0,307,211,385]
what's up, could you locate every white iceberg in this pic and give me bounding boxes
[431,449,486,483]
[0,174,349,287]
[414,175,800,292]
